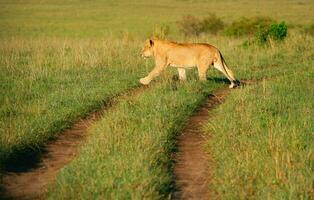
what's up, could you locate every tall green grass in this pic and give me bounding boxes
[205,33,314,199]
[1,0,314,198]
[47,78,223,199]
[1,31,313,198]
[0,38,147,168]
[46,32,314,199]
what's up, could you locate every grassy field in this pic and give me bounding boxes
[0,38,148,169]
[1,0,313,199]
[48,79,223,199]
[1,0,314,38]
[205,34,314,199]
[44,32,313,199]
[207,73,313,199]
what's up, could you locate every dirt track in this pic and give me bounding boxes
[0,87,146,200]
[1,111,102,200]
[1,86,228,200]
[173,88,228,200]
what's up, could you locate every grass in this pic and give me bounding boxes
[48,32,313,199]
[205,34,314,199]
[47,78,223,199]
[207,74,313,199]
[1,0,314,38]
[0,0,313,199]
[179,30,313,81]
[0,38,148,168]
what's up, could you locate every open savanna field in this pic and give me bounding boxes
[1,0,313,199]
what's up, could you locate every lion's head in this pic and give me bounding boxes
[141,39,154,58]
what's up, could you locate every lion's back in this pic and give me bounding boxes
[155,40,218,66]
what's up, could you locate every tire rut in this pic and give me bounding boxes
[173,88,229,200]
[0,86,147,200]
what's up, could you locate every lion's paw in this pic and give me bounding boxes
[229,81,240,89]
[229,82,236,89]
[140,78,150,85]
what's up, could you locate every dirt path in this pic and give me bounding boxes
[1,84,228,200]
[173,88,228,200]
[1,112,101,200]
[1,87,146,200]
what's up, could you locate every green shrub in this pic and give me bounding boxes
[255,22,288,44]
[224,16,275,37]
[268,22,288,40]
[177,14,224,36]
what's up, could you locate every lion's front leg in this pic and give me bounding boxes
[139,77,150,85]
[140,66,166,85]
[140,59,167,85]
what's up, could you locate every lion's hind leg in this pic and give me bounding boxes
[177,68,187,81]
[197,62,210,81]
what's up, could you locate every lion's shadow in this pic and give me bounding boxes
[207,77,230,84]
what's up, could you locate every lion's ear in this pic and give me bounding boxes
[149,39,154,47]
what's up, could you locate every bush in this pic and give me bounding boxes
[177,14,224,36]
[177,14,288,44]
[200,14,224,35]
[268,22,288,40]
[255,22,288,44]
[224,16,275,37]
[177,15,203,36]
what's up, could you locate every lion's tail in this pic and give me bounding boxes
[219,53,236,82]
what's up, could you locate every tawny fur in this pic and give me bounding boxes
[140,39,238,88]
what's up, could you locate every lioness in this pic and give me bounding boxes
[140,39,239,88]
